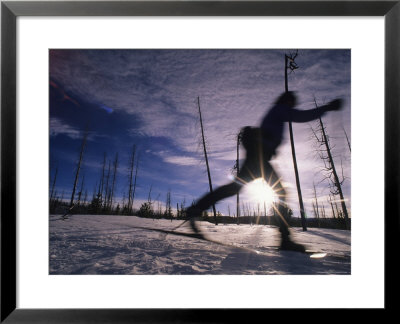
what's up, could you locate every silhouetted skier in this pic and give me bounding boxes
[187,91,343,252]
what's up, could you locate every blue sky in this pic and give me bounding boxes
[49,49,351,218]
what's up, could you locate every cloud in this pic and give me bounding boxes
[50,117,108,143]
[49,50,281,150]
[163,155,200,167]
[50,118,82,139]
[148,149,201,167]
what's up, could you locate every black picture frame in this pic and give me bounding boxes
[1,1,398,322]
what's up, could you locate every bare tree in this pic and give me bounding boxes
[321,204,326,218]
[311,98,350,229]
[50,164,58,204]
[98,152,107,202]
[328,194,336,219]
[312,181,320,227]
[127,145,136,214]
[180,197,186,218]
[109,152,119,211]
[104,160,111,210]
[342,126,351,153]
[197,97,217,225]
[165,189,172,220]
[147,184,153,203]
[77,174,85,207]
[132,156,139,208]
[70,130,88,207]
[284,50,307,231]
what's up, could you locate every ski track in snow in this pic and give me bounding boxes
[49,215,351,275]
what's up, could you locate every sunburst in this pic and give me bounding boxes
[244,178,276,207]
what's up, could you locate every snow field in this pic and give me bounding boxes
[50,215,350,275]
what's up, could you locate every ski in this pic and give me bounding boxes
[130,225,336,259]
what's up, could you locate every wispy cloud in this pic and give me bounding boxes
[163,155,200,167]
[50,118,82,139]
[50,117,108,143]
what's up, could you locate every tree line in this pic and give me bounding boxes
[49,136,195,221]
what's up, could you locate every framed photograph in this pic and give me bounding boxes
[1,0,398,322]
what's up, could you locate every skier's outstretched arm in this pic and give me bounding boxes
[286,99,343,123]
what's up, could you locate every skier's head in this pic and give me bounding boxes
[275,91,297,108]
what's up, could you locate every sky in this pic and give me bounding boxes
[49,49,351,218]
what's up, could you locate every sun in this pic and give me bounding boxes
[244,178,276,207]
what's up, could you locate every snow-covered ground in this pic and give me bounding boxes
[49,215,351,275]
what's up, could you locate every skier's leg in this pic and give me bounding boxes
[186,181,243,235]
[263,161,305,252]
[188,153,260,218]
[262,161,290,236]
[187,181,243,218]
[186,156,258,235]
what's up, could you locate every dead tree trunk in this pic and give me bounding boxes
[77,174,85,207]
[329,194,336,219]
[284,52,307,231]
[132,157,139,208]
[127,145,136,214]
[109,152,119,211]
[104,160,111,210]
[166,190,172,220]
[50,165,58,203]
[99,152,107,201]
[147,185,152,203]
[70,130,88,207]
[343,126,351,153]
[197,97,217,225]
[312,182,320,226]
